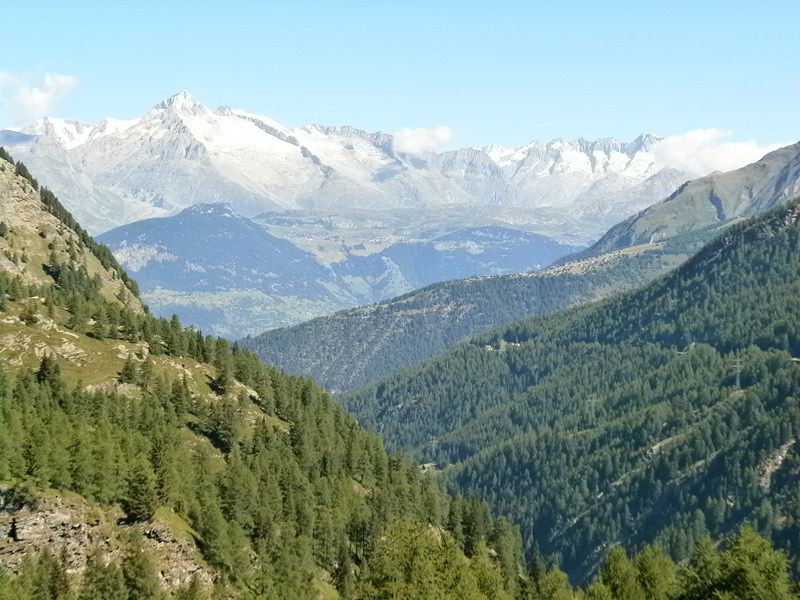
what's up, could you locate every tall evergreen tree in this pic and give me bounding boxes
[122,453,159,522]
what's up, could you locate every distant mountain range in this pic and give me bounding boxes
[242,142,800,389]
[0,91,707,335]
[98,203,579,337]
[0,91,693,241]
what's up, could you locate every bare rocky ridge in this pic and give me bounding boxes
[0,488,213,589]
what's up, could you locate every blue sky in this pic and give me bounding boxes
[1,0,797,151]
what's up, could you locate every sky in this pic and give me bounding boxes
[0,0,797,165]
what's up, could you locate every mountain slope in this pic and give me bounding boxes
[341,199,800,581]
[0,151,523,599]
[99,205,579,337]
[241,230,708,391]
[2,150,797,599]
[242,143,800,390]
[0,149,141,310]
[339,226,581,290]
[99,203,331,292]
[589,141,800,254]
[97,203,354,337]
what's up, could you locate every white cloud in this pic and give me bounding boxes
[0,71,78,124]
[393,126,453,154]
[650,129,784,175]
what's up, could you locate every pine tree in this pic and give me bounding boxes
[716,525,794,600]
[20,300,38,325]
[470,541,510,600]
[79,547,127,600]
[122,453,159,522]
[583,582,614,600]
[23,548,70,600]
[636,545,677,600]
[332,539,356,599]
[121,533,164,599]
[677,537,720,600]
[537,567,573,600]
[118,353,138,384]
[599,547,645,600]
[139,357,155,390]
[35,353,60,386]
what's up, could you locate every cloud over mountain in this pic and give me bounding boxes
[0,72,78,124]
[651,128,784,174]
[392,125,453,153]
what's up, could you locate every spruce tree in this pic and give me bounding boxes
[121,533,163,599]
[79,548,127,600]
[118,353,138,384]
[122,453,159,522]
[35,353,60,386]
[599,547,645,600]
[636,545,677,600]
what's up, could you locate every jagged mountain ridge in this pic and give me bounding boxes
[0,91,694,237]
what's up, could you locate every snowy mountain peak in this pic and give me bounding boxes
[481,134,661,169]
[21,117,95,149]
[91,117,139,138]
[629,133,660,152]
[154,91,207,115]
[4,91,696,239]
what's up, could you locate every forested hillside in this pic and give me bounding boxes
[242,233,700,391]
[0,150,523,598]
[2,149,798,598]
[244,144,800,392]
[342,199,800,582]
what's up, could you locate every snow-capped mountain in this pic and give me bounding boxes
[0,91,695,238]
[0,91,702,334]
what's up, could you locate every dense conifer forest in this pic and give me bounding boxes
[1,150,798,598]
[343,199,800,583]
[0,151,521,598]
[241,213,725,393]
